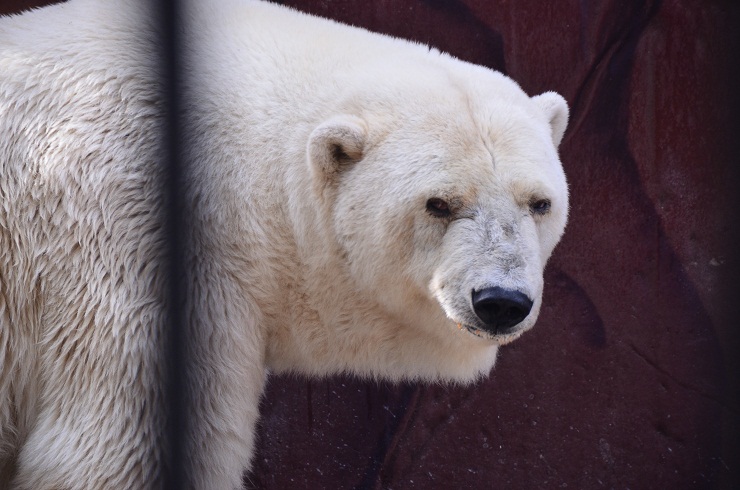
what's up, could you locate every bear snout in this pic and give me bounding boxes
[471,287,534,334]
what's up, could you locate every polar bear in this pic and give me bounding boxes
[0,0,569,488]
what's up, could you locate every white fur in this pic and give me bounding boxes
[0,0,569,488]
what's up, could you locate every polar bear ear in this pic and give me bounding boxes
[532,91,569,147]
[308,115,367,179]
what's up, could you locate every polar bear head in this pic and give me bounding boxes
[303,65,568,378]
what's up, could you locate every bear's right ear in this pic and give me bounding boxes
[308,115,367,180]
[532,91,569,147]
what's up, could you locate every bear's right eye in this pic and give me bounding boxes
[529,198,551,216]
[426,198,451,218]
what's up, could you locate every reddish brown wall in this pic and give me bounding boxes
[1,0,59,14]
[2,1,738,488]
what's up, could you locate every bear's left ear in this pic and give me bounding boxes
[532,92,569,147]
[308,115,367,180]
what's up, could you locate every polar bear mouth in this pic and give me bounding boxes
[457,322,524,345]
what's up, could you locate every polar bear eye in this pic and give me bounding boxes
[530,198,551,215]
[426,198,451,218]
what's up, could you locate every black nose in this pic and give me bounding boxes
[471,287,533,333]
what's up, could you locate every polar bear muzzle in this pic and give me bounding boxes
[471,286,534,335]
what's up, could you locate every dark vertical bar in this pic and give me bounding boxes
[158,0,186,488]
